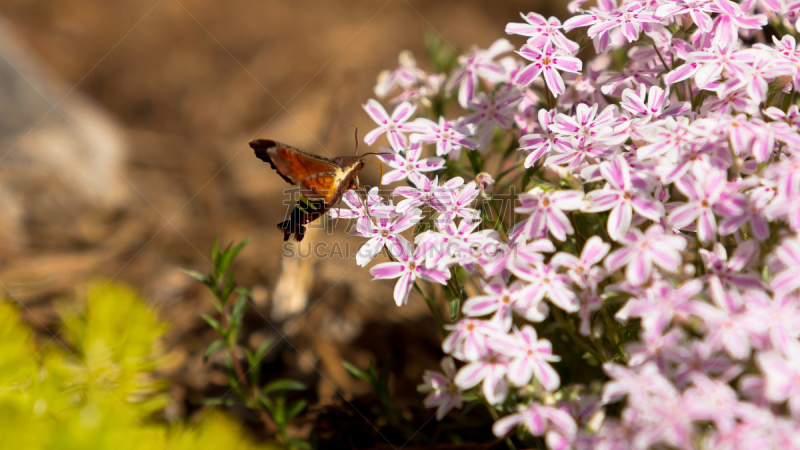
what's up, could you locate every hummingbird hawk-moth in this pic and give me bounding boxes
[250,139,384,242]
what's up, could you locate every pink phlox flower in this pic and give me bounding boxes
[635,116,694,160]
[453,346,510,405]
[620,85,689,120]
[511,261,580,313]
[771,34,800,90]
[601,362,676,406]
[699,240,764,297]
[551,235,610,292]
[373,50,428,99]
[513,88,544,135]
[562,2,607,33]
[550,103,619,146]
[328,186,394,221]
[626,326,686,369]
[492,401,577,447]
[376,143,444,185]
[756,340,800,418]
[719,178,774,240]
[616,279,703,335]
[765,104,800,128]
[363,99,418,151]
[598,66,661,96]
[409,116,477,158]
[518,109,573,168]
[717,49,795,103]
[653,133,733,183]
[369,235,450,306]
[604,224,687,286]
[354,207,422,267]
[574,292,604,336]
[461,276,544,331]
[515,187,586,241]
[481,236,556,278]
[690,288,764,360]
[446,38,514,108]
[668,168,745,243]
[700,83,761,116]
[585,154,665,240]
[437,181,481,219]
[664,44,751,89]
[465,90,521,150]
[744,291,800,354]
[544,134,614,171]
[385,72,443,107]
[627,384,695,449]
[767,119,800,154]
[416,212,499,268]
[443,318,503,361]
[663,339,741,387]
[490,325,561,390]
[393,174,463,214]
[585,2,663,43]
[506,12,579,53]
[718,113,772,162]
[417,356,463,420]
[513,42,583,97]
[708,0,767,49]
[655,0,719,33]
[706,409,800,450]
[769,234,800,294]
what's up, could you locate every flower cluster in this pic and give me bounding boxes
[339,1,800,447]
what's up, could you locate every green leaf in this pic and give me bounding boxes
[181,268,206,283]
[449,296,460,323]
[212,235,221,266]
[258,394,274,411]
[217,237,251,279]
[466,149,483,175]
[203,339,225,363]
[378,356,391,399]
[424,29,457,74]
[342,361,371,383]
[366,360,378,382]
[263,379,307,395]
[273,395,286,425]
[232,293,248,321]
[286,399,308,421]
[286,438,313,450]
[201,396,240,407]
[200,314,223,333]
[253,337,275,363]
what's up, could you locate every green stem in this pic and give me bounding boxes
[482,399,517,450]
[415,282,446,335]
[553,308,605,363]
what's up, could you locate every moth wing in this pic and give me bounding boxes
[298,171,341,203]
[250,139,339,185]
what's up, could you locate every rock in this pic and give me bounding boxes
[0,16,129,255]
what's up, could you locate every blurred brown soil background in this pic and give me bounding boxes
[0,0,564,444]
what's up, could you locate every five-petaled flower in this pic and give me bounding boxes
[369,236,450,306]
[514,42,582,97]
[363,99,418,151]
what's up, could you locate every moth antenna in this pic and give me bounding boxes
[353,125,359,156]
